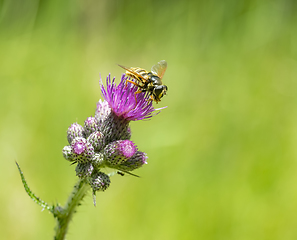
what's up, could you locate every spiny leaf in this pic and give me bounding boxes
[15,161,55,214]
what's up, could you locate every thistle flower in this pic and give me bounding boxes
[100,74,162,143]
[61,74,165,196]
[62,74,166,179]
[101,74,157,121]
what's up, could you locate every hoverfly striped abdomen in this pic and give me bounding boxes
[126,68,151,84]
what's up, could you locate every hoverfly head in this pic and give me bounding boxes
[153,85,168,102]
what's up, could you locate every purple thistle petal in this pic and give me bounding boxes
[100,74,162,121]
[73,141,86,154]
[117,140,136,158]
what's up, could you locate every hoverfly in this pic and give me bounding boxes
[118,60,168,103]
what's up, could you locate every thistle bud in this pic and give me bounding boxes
[87,131,105,151]
[103,140,137,166]
[89,171,110,192]
[118,151,148,172]
[84,117,99,137]
[67,123,85,144]
[75,162,94,179]
[62,145,74,162]
[95,99,111,125]
[91,152,105,168]
[71,137,94,163]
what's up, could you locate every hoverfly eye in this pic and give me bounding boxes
[154,86,165,99]
[162,85,168,95]
[160,86,167,96]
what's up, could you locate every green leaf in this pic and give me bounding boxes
[15,161,55,214]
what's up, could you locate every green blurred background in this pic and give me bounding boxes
[1,0,297,239]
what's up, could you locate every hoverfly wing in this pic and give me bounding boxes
[118,64,130,72]
[151,60,167,79]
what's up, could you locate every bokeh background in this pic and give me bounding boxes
[1,0,297,239]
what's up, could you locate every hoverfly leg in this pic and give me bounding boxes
[143,95,154,107]
[126,79,140,87]
[133,90,143,108]
[146,95,154,103]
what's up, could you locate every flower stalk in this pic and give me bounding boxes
[54,179,90,240]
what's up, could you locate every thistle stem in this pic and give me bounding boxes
[54,179,90,240]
